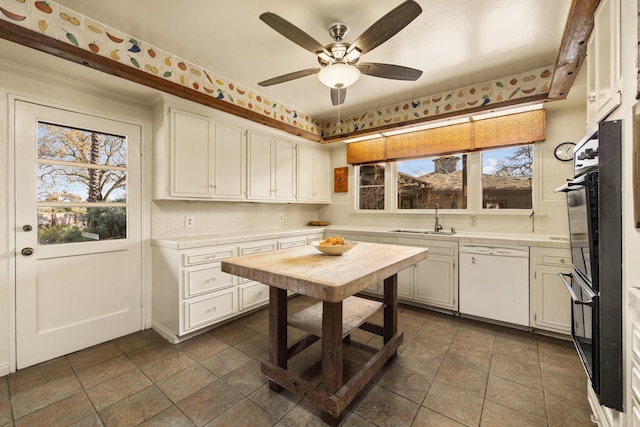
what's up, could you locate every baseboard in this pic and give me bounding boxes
[0,361,10,377]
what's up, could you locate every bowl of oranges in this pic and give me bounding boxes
[311,236,356,256]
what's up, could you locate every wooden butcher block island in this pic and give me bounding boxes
[222,241,429,425]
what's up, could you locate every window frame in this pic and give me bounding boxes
[354,143,538,214]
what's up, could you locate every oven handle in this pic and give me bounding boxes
[558,272,594,306]
[554,175,586,193]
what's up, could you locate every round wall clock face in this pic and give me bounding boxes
[554,142,575,161]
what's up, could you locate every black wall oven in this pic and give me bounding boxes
[556,120,623,411]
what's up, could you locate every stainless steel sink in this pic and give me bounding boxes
[390,229,456,235]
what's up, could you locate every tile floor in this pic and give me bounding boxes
[0,296,593,426]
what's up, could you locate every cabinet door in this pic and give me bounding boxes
[397,266,414,300]
[247,132,273,200]
[297,145,314,200]
[213,122,245,199]
[414,255,457,310]
[530,248,572,334]
[170,109,213,198]
[313,149,331,202]
[586,0,621,127]
[532,268,571,334]
[274,139,295,201]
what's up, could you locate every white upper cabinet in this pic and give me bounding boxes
[297,145,331,203]
[169,109,214,198]
[586,0,621,127]
[247,132,295,202]
[213,122,245,200]
[153,95,325,203]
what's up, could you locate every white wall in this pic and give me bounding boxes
[152,200,320,237]
[320,103,585,236]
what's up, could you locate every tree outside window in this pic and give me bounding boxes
[481,145,533,209]
[36,123,128,245]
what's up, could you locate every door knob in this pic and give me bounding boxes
[22,224,32,231]
[21,247,34,256]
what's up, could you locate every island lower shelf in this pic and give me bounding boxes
[288,296,384,338]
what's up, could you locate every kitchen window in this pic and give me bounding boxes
[357,164,385,210]
[397,155,467,210]
[355,144,535,212]
[481,145,533,209]
[36,122,128,244]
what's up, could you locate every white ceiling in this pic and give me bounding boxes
[12,0,576,122]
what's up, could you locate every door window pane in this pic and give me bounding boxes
[397,155,467,209]
[357,164,385,210]
[36,122,128,244]
[482,145,533,209]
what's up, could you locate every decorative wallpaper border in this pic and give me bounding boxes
[0,0,553,140]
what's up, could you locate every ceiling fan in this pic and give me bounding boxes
[258,0,423,106]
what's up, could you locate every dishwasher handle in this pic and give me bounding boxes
[558,272,593,306]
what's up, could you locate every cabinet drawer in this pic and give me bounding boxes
[278,237,307,249]
[421,240,456,256]
[633,321,640,363]
[240,242,276,255]
[183,265,234,298]
[633,398,640,427]
[538,254,571,267]
[183,247,236,267]
[633,360,640,404]
[239,282,269,311]
[238,241,276,283]
[184,288,237,331]
[306,234,324,244]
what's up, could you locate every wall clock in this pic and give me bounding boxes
[554,142,575,161]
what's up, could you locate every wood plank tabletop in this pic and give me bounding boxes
[221,241,429,303]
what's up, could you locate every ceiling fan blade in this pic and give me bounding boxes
[258,68,321,87]
[347,0,422,56]
[260,12,332,58]
[331,87,346,106]
[357,62,423,81]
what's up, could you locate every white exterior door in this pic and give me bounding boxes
[14,100,143,369]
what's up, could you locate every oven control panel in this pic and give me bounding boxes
[574,135,599,175]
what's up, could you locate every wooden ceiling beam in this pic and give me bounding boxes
[548,0,600,99]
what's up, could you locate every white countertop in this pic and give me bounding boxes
[324,226,570,249]
[151,227,325,250]
[151,225,570,250]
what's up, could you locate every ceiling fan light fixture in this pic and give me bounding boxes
[318,64,361,89]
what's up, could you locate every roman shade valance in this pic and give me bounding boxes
[347,109,546,165]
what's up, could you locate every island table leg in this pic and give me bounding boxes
[383,274,399,358]
[321,300,343,426]
[268,287,288,392]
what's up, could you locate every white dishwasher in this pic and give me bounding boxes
[459,245,529,326]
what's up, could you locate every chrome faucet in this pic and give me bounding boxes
[434,203,443,232]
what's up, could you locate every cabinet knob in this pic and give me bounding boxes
[586,94,596,103]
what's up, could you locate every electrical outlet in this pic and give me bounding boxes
[278,214,284,223]
[470,216,477,226]
[185,215,194,228]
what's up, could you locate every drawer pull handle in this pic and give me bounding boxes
[206,306,217,313]
[560,259,565,264]
[258,291,263,297]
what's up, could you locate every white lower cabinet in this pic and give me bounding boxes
[414,252,457,311]
[529,247,572,334]
[351,235,458,311]
[152,231,320,343]
[186,288,237,331]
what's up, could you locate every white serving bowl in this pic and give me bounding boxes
[310,240,357,256]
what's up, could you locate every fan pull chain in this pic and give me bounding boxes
[337,87,343,133]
